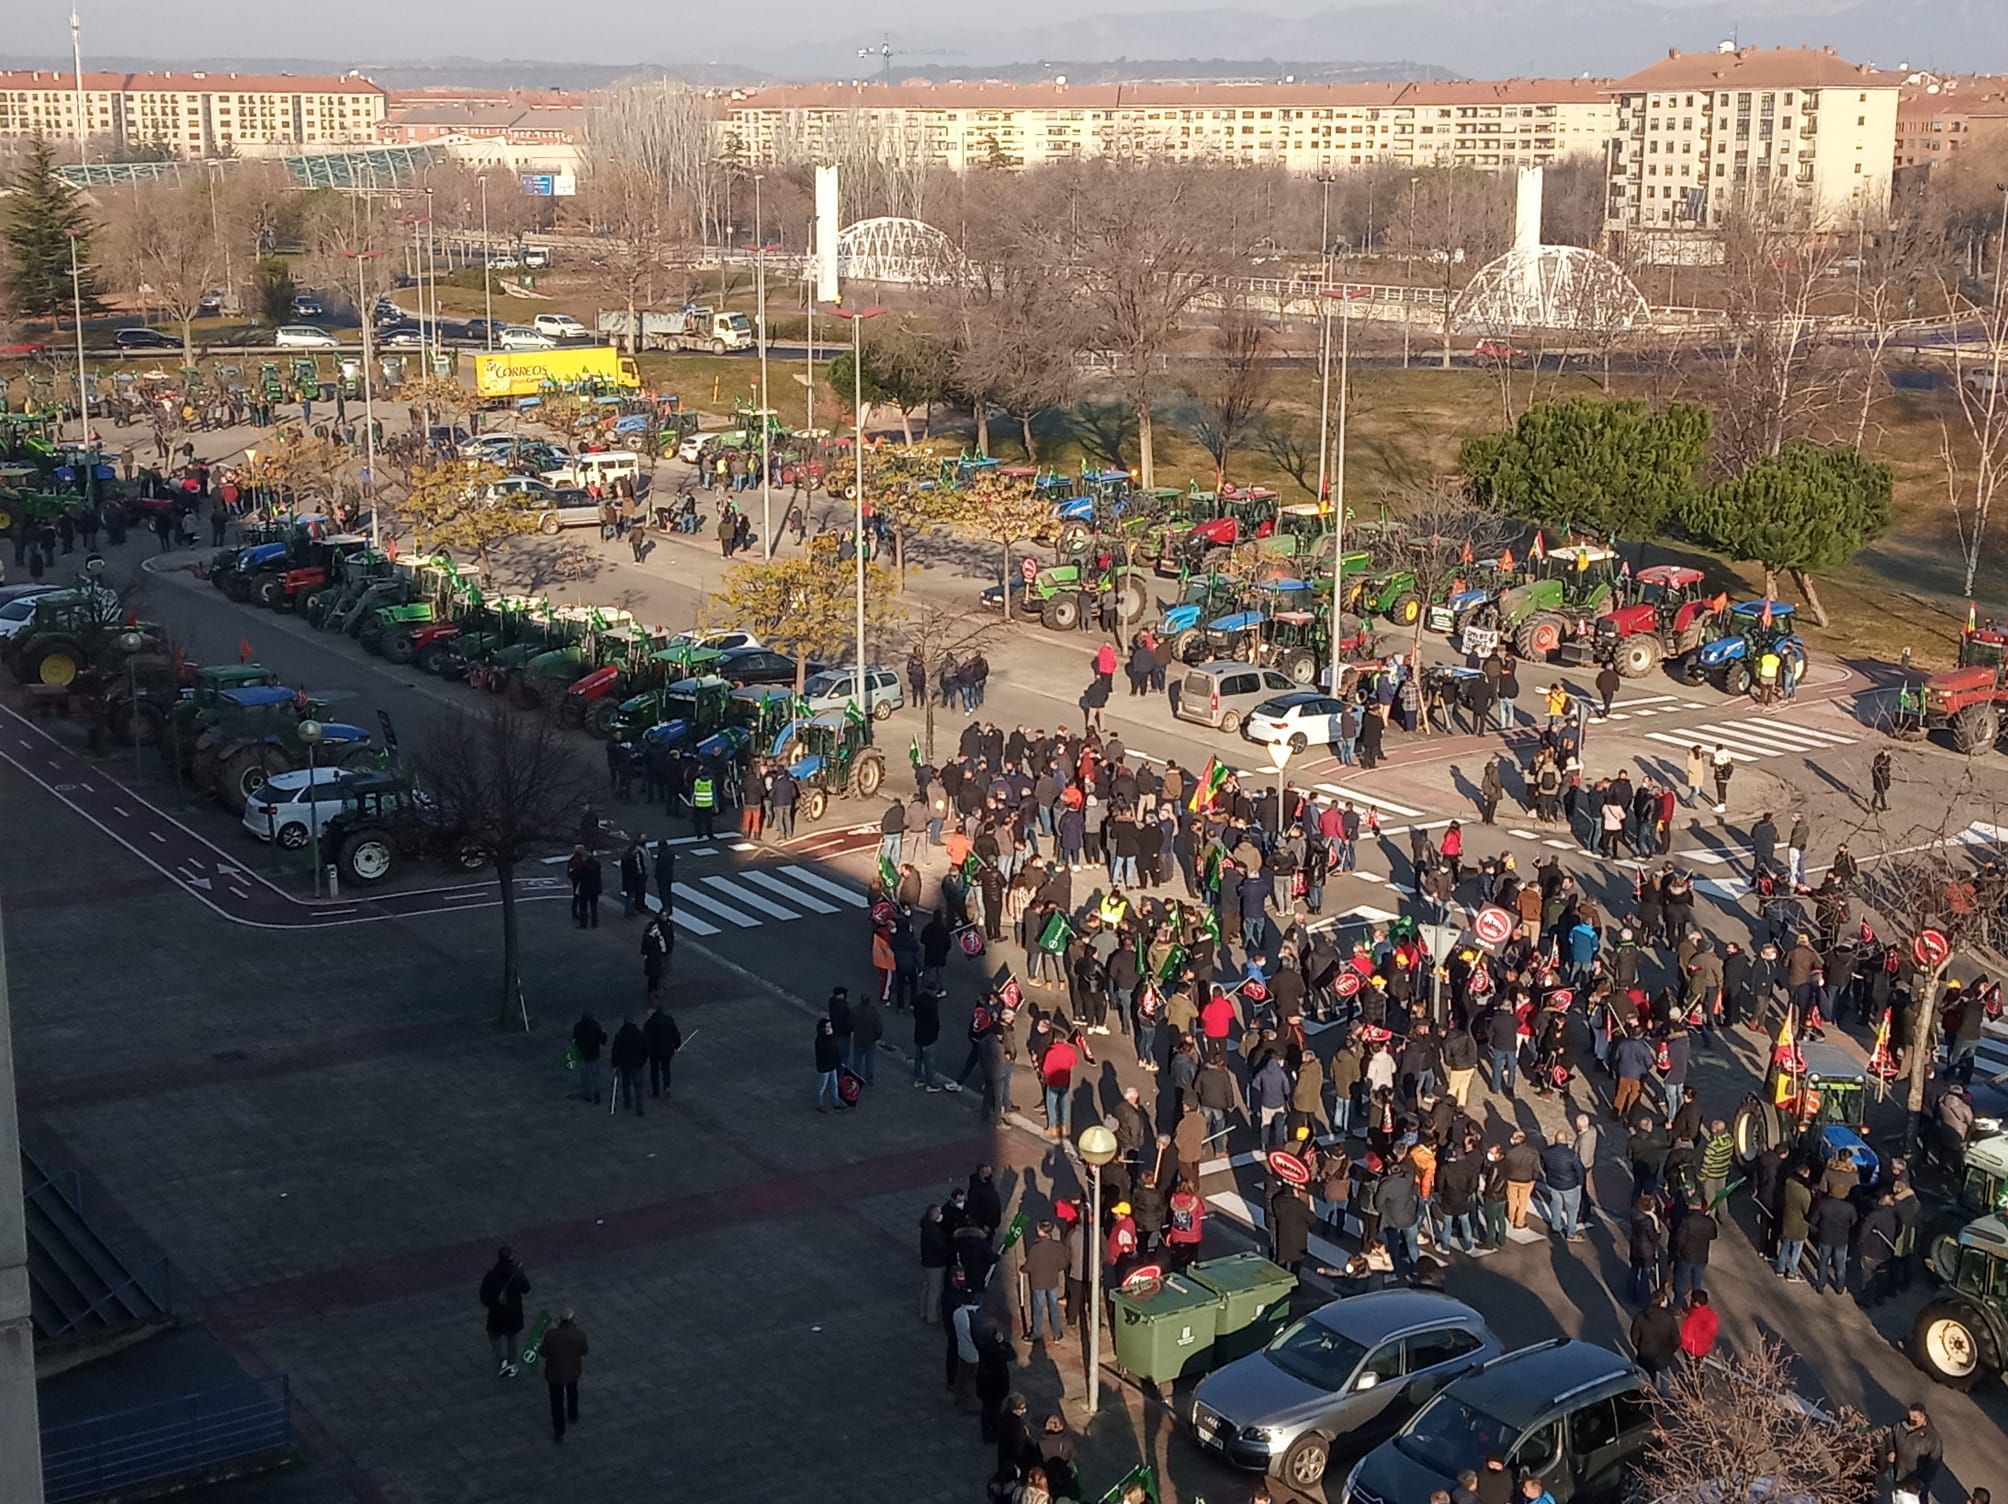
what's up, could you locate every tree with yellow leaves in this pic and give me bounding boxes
[242,427,350,517]
[941,471,1059,621]
[401,457,539,569]
[708,533,905,693]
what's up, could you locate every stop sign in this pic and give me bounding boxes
[1913,928,1952,969]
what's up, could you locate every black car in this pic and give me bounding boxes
[113,328,179,351]
[716,647,816,688]
[1342,1341,1654,1504]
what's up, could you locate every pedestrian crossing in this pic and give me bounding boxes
[1311,783,1427,819]
[648,862,867,937]
[1641,715,1857,763]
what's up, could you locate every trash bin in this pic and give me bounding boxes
[1109,1272,1220,1385]
[1189,1253,1298,1363]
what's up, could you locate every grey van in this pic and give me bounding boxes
[1175,661,1301,733]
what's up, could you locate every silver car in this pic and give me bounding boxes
[1190,1289,1503,1491]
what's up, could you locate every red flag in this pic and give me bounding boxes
[1759,598,1774,628]
[1460,540,1474,564]
[1530,530,1546,561]
[1498,547,1515,570]
[386,536,400,560]
[238,637,253,663]
[124,608,139,628]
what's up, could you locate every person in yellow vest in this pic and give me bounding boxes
[1754,647,1781,707]
[1098,891,1129,929]
[690,768,717,840]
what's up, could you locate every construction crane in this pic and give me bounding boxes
[857,36,956,86]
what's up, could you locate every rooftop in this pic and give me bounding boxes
[1612,45,1894,93]
[718,78,1615,113]
[0,69,382,96]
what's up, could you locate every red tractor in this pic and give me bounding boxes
[1592,565,1718,678]
[1923,628,2008,753]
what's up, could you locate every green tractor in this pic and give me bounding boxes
[1256,610,1384,687]
[603,647,733,742]
[0,463,81,534]
[1493,544,1624,659]
[559,622,690,734]
[0,587,141,687]
[1027,548,1153,633]
[260,363,285,404]
[441,595,546,683]
[185,687,377,814]
[1912,1213,2008,1391]
[773,710,887,823]
[108,659,277,750]
[302,546,393,627]
[508,608,638,712]
[356,558,470,657]
[1349,569,1425,629]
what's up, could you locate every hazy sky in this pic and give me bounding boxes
[3,0,1997,78]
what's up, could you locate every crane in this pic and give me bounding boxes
[857,35,956,86]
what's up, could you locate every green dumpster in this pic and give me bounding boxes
[1189,1252,1298,1362]
[1110,1272,1220,1384]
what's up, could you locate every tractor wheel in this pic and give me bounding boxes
[1912,1300,1999,1391]
[416,642,453,676]
[1515,612,1566,659]
[485,668,513,697]
[339,830,396,886]
[1615,634,1662,678]
[851,753,886,799]
[1172,628,1205,664]
[557,697,585,729]
[1731,1093,1781,1168]
[1722,661,1755,697]
[0,504,13,531]
[22,640,83,687]
[1675,652,1706,686]
[301,591,332,627]
[1056,522,1091,556]
[383,632,418,667]
[802,788,828,823]
[107,698,164,749]
[338,747,379,773]
[587,698,623,738]
[1385,591,1423,628]
[1115,575,1149,625]
[1953,703,2002,755]
[358,622,389,657]
[220,744,288,815]
[251,575,285,609]
[1041,594,1080,632]
[452,839,489,872]
[1282,650,1319,686]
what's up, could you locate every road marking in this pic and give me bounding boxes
[732,842,759,852]
[779,864,869,906]
[1311,783,1425,818]
[701,875,802,921]
[741,869,839,914]
[668,882,759,927]
[664,908,722,937]
[148,831,166,844]
[689,847,718,856]
[1509,828,1541,839]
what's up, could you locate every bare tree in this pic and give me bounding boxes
[106,181,218,365]
[587,81,717,248]
[1186,307,1275,485]
[1256,418,1320,499]
[1841,206,1946,448]
[900,600,999,762]
[1386,166,1514,368]
[1942,277,2008,597]
[415,700,593,1028]
[589,162,674,351]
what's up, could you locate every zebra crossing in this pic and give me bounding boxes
[651,862,867,937]
[1640,713,1858,763]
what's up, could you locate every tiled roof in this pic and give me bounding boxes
[717,78,1614,113]
[0,69,382,96]
[1611,46,1892,93]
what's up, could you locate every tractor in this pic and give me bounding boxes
[208,523,295,591]
[1490,544,1624,660]
[1153,486,1282,574]
[1027,548,1153,633]
[249,533,374,612]
[560,625,692,735]
[1426,556,1525,639]
[773,710,887,823]
[1176,579,1323,664]
[1,589,146,688]
[375,563,488,670]
[508,609,638,713]
[1912,1213,2008,1390]
[1922,628,2008,754]
[302,549,394,628]
[1684,600,1807,695]
[632,674,737,751]
[1732,1040,1877,1185]
[1257,611,1382,687]
[1351,569,1426,629]
[357,560,472,658]
[106,660,276,749]
[184,687,377,814]
[465,602,592,695]
[1259,503,1340,569]
[1593,565,1717,678]
[319,771,489,888]
[1155,574,1249,662]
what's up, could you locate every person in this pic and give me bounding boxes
[1887,1403,1944,1504]
[920,1204,951,1323]
[850,990,883,1083]
[1629,1286,1681,1396]
[642,1003,682,1101]
[1669,1204,1716,1305]
[1678,1289,1718,1361]
[814,1018,844,1111]
[1022,1220,1067,1344]
[570,1011,606,1104]
[1808,1184,1858,1295]
[977,1338,1015,1445]
[1871,748,1894,813]
[1479,757,1503,825]
[1521,1479,1558,1504]
[1539,1129,1586,1241]
[690,766,718,839]
[1627,1195,1664,1304]
[567,846,602,928]
[541,1310,588,1442]
[1777,1168,1813,1281]
[1595,662,1621,719]
[1711,745,1735,813]
[610,1015,647,1116]
[1502,1130,1541,1231]
[479,1245,531,1377]
[641,915,673,1000]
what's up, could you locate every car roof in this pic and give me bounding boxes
[1307,1289,1488,1345]
[1438,1340,1640,1429]
[261,766,352,788]
[1189,660,1274,677]
[665,674,731,692]
[1798,1042,1863,1081]
[1957,1213,2008,1252]
[1260,692,1326,711]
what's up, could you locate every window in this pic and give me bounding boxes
[1568,1397,1620,1455]
[1406,1327,1485,1372]
[1513,1419,1564,1474]
[1612,1391,1656,1437]
[1361,1340,1406,1383]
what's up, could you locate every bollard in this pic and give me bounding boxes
[326,865,340,900]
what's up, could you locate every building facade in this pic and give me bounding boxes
[1604,46,1898,237]
[715,80,1617,173]
[0,70,384,157]
[1893,74,2008,180]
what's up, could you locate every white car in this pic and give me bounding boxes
[498,326,556,351]
[532,313,587,339]
[275,325,340,349]
[676,431,726,464]
[241,767,354,849]
[802,666,904,721]
[541,450,641,491]
[1240,691,1353,753]
[667,628,764,653]
[0,585,118,641]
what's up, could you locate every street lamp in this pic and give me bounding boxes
[117,628,144,782]
[754,173,773,558]
[827,304,886,714]
[341,249,384,547]
[1077,1123,1119,1427]
[477,174,493,351]
[1321,287,1357,698]
[423,186,437,373]
[65,229,89,446]
[1313,169,1336,507]
[298,718,324,896]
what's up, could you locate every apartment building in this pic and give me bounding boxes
[1604,46,1898,238]
[715,79,1617,173]
[1894,74,2008,178]
[0,70,385,157]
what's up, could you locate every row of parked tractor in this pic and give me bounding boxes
[203,519,890,825]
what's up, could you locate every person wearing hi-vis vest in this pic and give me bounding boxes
[690,769,717,839]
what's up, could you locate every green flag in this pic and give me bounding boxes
[1000,1211,1029,1251]
[1201,841,1227,894]
[1198,905,1221,945]
[908,734,921,767]
[878,853,899,892]
[1154,941,1186,986]
[1037,910,1075,953]
[520,1309,553,1369]
[961,850,984,884]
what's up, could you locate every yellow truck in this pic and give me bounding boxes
[470,347,641,402]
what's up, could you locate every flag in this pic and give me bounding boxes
[877,853,899,893]
[844,701,867,727]
[1198,904,1222,946]
[1530,530,1546,562]
[238,637,253,663]
[1200,841,1227,894]
[1153,942,1186,986]
[1969,600,1980,635]
[1460,540,1474,565]
[1759,598,1774,628]
[1189,756,1229,813]
[961,850,983,884]
[999,1211,1029,1252]
[1868,1008,1895,1079]
[1498,547,1515,571]
[1037,910,1075,953]
[1774,1008,1795,1052]
[907,734,920,767]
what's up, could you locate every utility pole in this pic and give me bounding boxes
[1314,169,1335,506]
[0,901,47,1504]
[755,174,773,557]
[70,7,87,165]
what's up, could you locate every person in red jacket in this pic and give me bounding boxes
[1040,1032,1078,1138]
[1164,1180,1206,1271]
[1105,1201,1139,1274]
[1199,986,1238,1044]
[1678,1289,1719,1360]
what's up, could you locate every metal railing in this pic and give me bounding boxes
[41,1377,294,1504]
[23,1162,175,1335]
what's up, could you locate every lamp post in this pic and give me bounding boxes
[423,186,437,373]
[65,230,89,446]
[341,249,383,548]
[1077,1123,1119,1427]
[477,174,493,351]
[1313,169,1336,507]
[755,173,773,557]
[298,719,324,896]
[827,304,886,709]
[117,629,144,782]
[1321,287,1354,697]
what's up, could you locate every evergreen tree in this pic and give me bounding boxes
[1460,398,1712,541]
[3,135,101,318]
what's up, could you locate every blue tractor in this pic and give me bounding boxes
[1683,599,1806,695]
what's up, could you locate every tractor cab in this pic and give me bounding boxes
[1737,1040,1876,1183]
[1914,1213,2008,1389]
[631,673,735,748]
[772,709,886,822]
[1959,1134,2008,1217]
[1257,610,1357,686]
[726,684,798,743]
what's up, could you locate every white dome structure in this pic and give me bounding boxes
[1451,167,1649,335]
[836,217,970,286]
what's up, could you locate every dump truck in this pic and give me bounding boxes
[470,347,642,402]
[596,308,754,355]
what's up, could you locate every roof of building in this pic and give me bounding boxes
[717,78,1614,114]
[1613,46,1893,93]
[0,69,382,96]
[1897,77,2008,121]
[384,103,589,131]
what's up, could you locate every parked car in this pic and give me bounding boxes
[1194,1291,1504,1490]
[275,326,340,349]
[240,766,357,850]
[1239,691,1354,753]
[676,430,729,465]
[522,247,551,269]
[801,666,903,721]
[532,312,588,339]
[113,328,180,351]
[197,289,224,315]
[1173,662,1302,734]
[498,326,556,351]
[380,325,423,348]
[1342,1341,1655,1504]
[541,450,642,493]
[462,318,504,343]
[289,295,326,320]
[666,628,763,653]
[717,646,814,687]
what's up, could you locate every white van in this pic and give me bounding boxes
[802,666,904,721]
[541,450,642,492]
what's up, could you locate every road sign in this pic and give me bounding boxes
[519,174,554,197]
[377,709,399,754]
[1265,1149,1312,1186]
[1335,970,1362,998]
[1913,928,1952,969]
[1265,738,1294,774]
[1473,905,1515,947]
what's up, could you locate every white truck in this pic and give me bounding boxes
[597,307,753,355]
